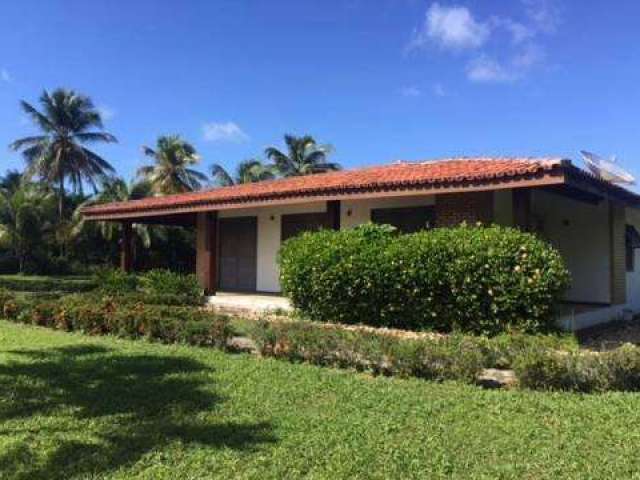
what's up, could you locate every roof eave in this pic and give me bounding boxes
[82,169,566,222]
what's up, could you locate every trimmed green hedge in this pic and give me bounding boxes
[249,320,485,382]
[0,275,96,293]
[279,224,570,335]
[0,290,231,348]
[515,345,640,393]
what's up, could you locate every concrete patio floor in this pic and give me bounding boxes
[206,291,292,316]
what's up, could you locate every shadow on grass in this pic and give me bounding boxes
[0,343,274,479]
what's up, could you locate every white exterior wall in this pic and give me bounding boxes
[532,190,611,304]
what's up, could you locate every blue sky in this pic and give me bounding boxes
[1,0,640,188]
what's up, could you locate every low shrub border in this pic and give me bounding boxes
[515,345,640,393]
[3,290,640,392]
[0,290,231,349]
[248,319,485,382]
[0,275,96,293]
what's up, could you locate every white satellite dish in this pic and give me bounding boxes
[580,150,635,185]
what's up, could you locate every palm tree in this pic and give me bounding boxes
[265,134,340,177]
[138,135,208,195]
[0,170,24,195]
[9,88,117,220]
[73,177,152,248]
[0,182,55,272]
[210,159,276,187]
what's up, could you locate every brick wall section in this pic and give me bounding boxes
[435,191,494,227]
[610,203,627,305]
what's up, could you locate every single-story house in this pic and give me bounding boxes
[82,157,640,329]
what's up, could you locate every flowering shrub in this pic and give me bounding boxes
[279,223,570,335]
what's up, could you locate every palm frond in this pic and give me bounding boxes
[210,164,235,187]
[73,132,118,144]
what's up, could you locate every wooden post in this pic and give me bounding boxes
[196,211,218,295]
[327,200,341,230]
[120,221,133,272]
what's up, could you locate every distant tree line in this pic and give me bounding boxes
[0,88,341,274]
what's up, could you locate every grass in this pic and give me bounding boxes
[1,322,640,479]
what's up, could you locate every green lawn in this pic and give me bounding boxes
[1,322,640,479]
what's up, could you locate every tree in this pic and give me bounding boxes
[0,170,24,194]
[73,177,152,248]
[0,182,55,273]
[138,135,208,195]
[265,134,340,177]
[210,159,276,187]
[9,88,117,221]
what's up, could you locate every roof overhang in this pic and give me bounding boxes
[81,159,640,224]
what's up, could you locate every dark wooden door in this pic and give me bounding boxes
[218,217,257,291]
[371,206,435,233]
[281,212,330,242]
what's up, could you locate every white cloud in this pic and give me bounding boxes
[522,0,561,34]
[1,69,11,83]
[97,105,116,121]
[410,3,489,51]
[512,43,545,69]
[491,17,534,44]
[202,121,249,143]
[467,56,515,83]
[408,1,560,85]
[399,85,422,97]
[433,83,446,97]
[467,43,544,84]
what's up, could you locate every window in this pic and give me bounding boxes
[281,212,330,242]
[370,206,435,234]
[625,225,640,272]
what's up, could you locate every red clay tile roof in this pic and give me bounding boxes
[83,157,567,219]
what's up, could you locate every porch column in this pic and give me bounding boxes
[327,200,341,230]
[120,221,133,273]
[196,211,218,295]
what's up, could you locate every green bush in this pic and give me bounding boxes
[248,320,484,383]
[93,269,203,304]
[515,345,640,393]
[93,269,139,294]
[67,291,202,307]
[0,275,96,293]
[111,291,203,306]
[279,223,570,335]
[140,269,202,298]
